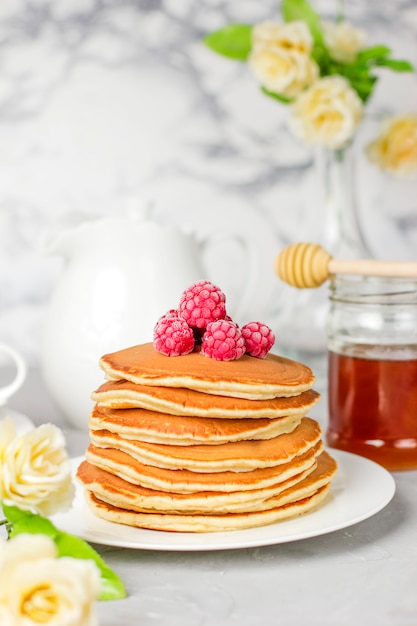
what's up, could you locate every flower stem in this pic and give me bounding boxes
[0,518,13,538]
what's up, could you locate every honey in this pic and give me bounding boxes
[327,349,417,470]
[326,274,417,471]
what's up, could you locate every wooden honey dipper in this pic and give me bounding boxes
[275,242,417,288]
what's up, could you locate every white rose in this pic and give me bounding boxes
[288,75,363,149]
[249,20,318,98]
[322,19,366,64]
[249,44,319,98]
[366,114,417,177]
[0,418,74,516]
[252,20,314,54]
[0,533,100,626]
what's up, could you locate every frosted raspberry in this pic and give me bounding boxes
[155,309,179,323]
[153,314,195,356]
[241,321,275,358]
[178,280,226,329]
[201,320,246,361]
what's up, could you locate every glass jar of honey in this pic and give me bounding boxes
[326,273,417,470]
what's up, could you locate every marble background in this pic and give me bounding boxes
[1,0,417,368]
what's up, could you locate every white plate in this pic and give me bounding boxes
[51,450,395,552]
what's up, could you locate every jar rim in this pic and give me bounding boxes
[329,274,417,303]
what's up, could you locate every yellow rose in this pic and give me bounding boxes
[252,20,314,54]
[0,533,100,626]
[322,19,366,64]
[249,45,319,98]
[366,114,417,176]
[0,417,74,516]
[288,75,363,148]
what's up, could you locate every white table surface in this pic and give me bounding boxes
[5,368,417,626]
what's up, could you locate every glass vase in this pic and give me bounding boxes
[274,143,371,385]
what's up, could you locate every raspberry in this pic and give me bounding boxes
[155,309,179,323]
[241,321,275,358]
[201,319,246,361]
[178,280,226,329]
[153,314,195,356]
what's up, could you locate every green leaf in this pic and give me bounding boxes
[355,46,414,73]
[375,58,414,72]
[350,76,378,103]
[356,45,392,63]
[331,62,370,80]
[3,505,57,537]
[311,43,332,71]
[281,0,324,46]
[261,86,294,104]
[55,532,126,601]
[204,24,252,60]
[3,506,126,601]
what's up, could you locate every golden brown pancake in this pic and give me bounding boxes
[80,340,337,533]
[89,417,322,472]
[84,483,331,532]
[89,405,303,445]
[85,441,323,493]
[77,451,336,516]
[76,459,314,514]
[91,381,320,419]
[99,342,315,399]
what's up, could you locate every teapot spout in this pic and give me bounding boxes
[44,214,113,258]
[43,213,96,258]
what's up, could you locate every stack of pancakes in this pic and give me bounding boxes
[77,342,337,532]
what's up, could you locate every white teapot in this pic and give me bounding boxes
[41,215,258,429]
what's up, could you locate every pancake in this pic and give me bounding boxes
[91,381,320,419]
[77,452,337,514]
[85,483,331,532]
[80,338,337,533]
[77,451,336,515]
[99,342,315,399]
[76,459,315,514]
[89,405,303,445]
[85,440,323,493]
[89,417,322,472]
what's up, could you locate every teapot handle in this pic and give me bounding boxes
[201,232,259,322]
